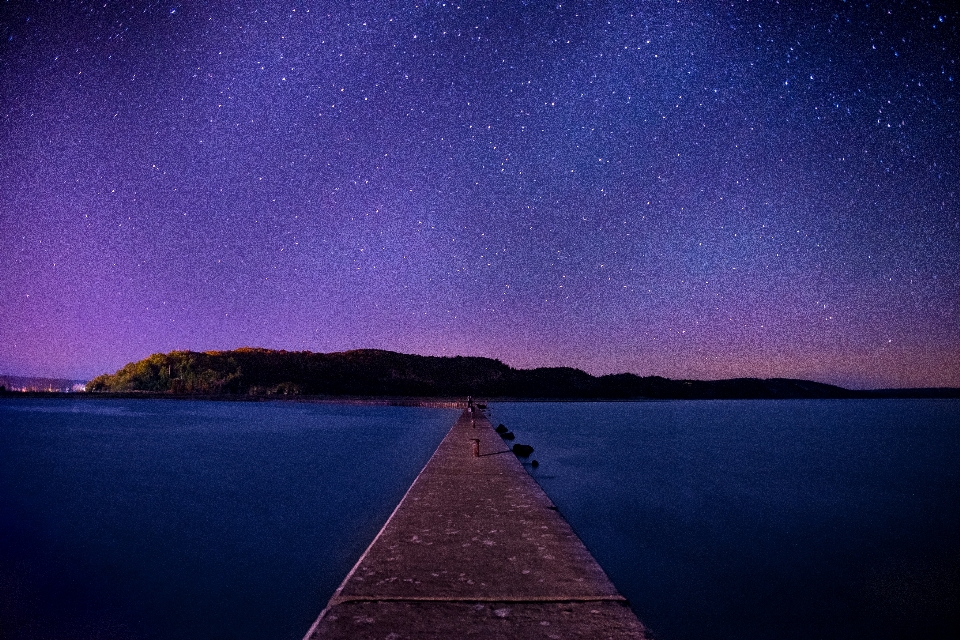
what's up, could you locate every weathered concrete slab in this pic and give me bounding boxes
[310,601,645,639]
[305,409,648,639]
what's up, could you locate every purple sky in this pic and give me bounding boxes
[2,1,958,389]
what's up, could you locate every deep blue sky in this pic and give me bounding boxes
[2,1,958,388]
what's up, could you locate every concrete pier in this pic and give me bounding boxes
[304,408,648,639]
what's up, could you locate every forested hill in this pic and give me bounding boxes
[85,348,891,399]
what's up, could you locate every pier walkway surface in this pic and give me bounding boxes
[304,408,648,639]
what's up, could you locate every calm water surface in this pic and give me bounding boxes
[3,398,959,639]
[0,398,457,640]
[491,400,960,640]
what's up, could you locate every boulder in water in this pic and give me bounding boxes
[512,443,534,457]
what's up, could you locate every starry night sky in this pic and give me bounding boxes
[2,1,958,388]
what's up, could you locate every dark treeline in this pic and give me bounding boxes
[83,348,960,400]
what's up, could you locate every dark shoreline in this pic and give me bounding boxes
[3,389,958,403]
[0,390,467,408]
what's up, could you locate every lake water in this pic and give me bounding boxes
[0,398,457,640]
[2,398,958,639]
[491,400,960,640]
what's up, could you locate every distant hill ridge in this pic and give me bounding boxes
[83,348,960,399]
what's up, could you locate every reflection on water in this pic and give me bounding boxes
[3,400,154,417]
